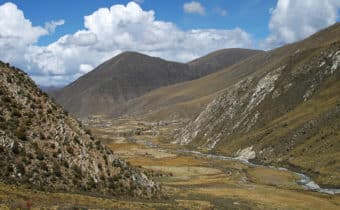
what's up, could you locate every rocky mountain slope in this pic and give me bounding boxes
[0,61,160,198]
[52,49,261,118]
[175,23,340,187]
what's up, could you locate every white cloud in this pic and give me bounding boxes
[214,8,227,16]
[0,1,252,86]
[79,64,93,73]
[0,2,48,67]
[261,0,340,49]
[183,1,205,15]
[45,19,65,33]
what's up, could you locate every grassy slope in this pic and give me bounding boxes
[171,23,340,187]
[124,52,266,120]
[215,67,340,187]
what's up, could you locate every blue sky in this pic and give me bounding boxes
[0,0,339,86]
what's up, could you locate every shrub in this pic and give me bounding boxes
[67,146,74,155]
[12,141,21,154]
[47,108,52,114]
[98,163,103,171]
[15,128,27,141]
[16,163,26,175]
[85,129,92,135]
[6,77,12,83]
[72,165,82,178]
[40,133,46,140]
[73,136,81,144]
[36,150,45,160]
[53,164,62,177]
[63,160,69,168]
[12,109,21,118]
[39,162,48,171]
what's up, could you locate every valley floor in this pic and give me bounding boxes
[0,117,339,209]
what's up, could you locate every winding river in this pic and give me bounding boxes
[131,138,340,195]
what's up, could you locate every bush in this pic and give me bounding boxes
[67,146,74,155]
[39,162,48,171]
[73,136,81,144]
[98,163,103,171]
[12,109,21,118]
[2,96,11,103]
[63,160,69,168]
[36,150,45,160]
[72,165,82,178]
[40,133,46,140]
[6,77,12,83]
[85,129,92,135]
[15,128,27,141]
[12,141,21,154]
[53,164,62,177]
[16,163,26,175]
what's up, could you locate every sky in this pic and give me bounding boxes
[0,0,339,86]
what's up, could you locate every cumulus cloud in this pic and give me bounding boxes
[261,0,340,49]
[0,2,48,66]
[183,1,205,15]
[45,19,65,33]
[0,1,253,86]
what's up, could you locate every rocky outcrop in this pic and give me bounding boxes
[0,62,161,198]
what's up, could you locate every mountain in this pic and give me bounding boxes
[39,85,62,94]
[175,23,340,187]
[52,49,261,118]
[0,61,160,198]
[120,51,266,120]
[188,48,263,76]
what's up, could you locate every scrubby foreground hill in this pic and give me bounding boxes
[0,62,160,198]
[52,49,261,118]
[176,23,340,187]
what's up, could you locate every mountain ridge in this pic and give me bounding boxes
[51,48,262,118]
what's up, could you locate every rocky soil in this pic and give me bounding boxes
[0,61,161,199]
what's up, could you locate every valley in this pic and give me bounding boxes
[1,116,339,209]
[88,117,340,209]
[0,10,339,208]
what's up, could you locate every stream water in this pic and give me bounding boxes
[131,138,340,195]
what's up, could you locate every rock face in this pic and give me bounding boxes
[0,62,160,198]
[176,23,340,187]
[52,49,261,118]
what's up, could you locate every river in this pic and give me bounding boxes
[131,138,340,195]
